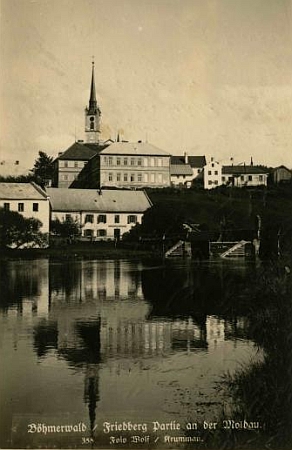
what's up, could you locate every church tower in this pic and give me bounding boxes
[85,61,101,143]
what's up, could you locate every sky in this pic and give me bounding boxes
[1,0,292,170]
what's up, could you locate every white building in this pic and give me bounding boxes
[204,158,222,189]
[0,182,50,233]
[47,188,152,241]
[222,165,269,187]
[99,141,171,188]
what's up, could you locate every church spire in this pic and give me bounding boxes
[85,59,101,143]
[88,60,97,114]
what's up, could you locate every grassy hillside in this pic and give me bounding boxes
[141,185,292,255]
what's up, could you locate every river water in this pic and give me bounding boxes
[0,258,263,448]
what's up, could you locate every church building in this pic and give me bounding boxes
[53,62,110,188]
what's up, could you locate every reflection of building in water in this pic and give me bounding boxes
[206,315,250,349]
[47,261,250,358]
[49,260,144,304]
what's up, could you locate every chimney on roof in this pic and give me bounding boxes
[15,160,19,165]
[58,152,63,156]
[77,140,84,143]
[250,156,253,166]
[138,140,142,143]
[184,152,188,164]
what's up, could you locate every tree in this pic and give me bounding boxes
[50,217,81,240]
[31,151,54,186]
[0,208,47,248]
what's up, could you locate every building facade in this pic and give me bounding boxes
[222,165,269,187]
[47,188,152,240]
[204,159,222,189]
[0,182,50,233]
[99,141,171,188]
[170,154,205,187]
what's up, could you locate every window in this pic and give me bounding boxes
[97,229,107,237]
[103,157,108,165]
[144,173,149,182]
[259,175,263,182]
[214,180,218,185]
[208,181,212,185]
[108,173,113,182]
[144,157,148,166]
[158,158,162,167]
[117,158,121,166]
[65,214,71,220]
[98,214,107,223]
[64,161,68,168]
[150,158,155,167]
[127,215,137,224]
[248,175,252,181]
[84,229,93,237]
[214,170,218,175]
[117,173,121,182]
[85,214,94,223]
[63,175,68,181]
[137,158,142,166]
[130,174,135,182]
[124,173,128,182]
[108,157,113,166]
[137,173,142,182]
[228,176,233,182]
[150,173,155,183]
[18,203,24,212]
[33,203,39,212]
[211,163,214,168]
[222,176,225,182]
[240,175,244,181]
[74,161,78,168]
[4,202,10,211]
[124,158,128,166]
[130,158,135,166]
[208,170,212,175]
[114,215,120,224]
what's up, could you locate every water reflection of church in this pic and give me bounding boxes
[2,259,252,438]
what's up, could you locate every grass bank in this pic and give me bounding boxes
[0,242,160,261]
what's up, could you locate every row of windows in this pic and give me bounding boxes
[103,156,165,167]
[105,172,165,183]
[208,175,265,185]
[3,202,39,212]
[60,161,87,169]
[82,214,137,224]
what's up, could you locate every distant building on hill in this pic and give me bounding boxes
[271,165,292,184]
[170,153,206,187]
[203,158,270,189]
[0,160,29,178]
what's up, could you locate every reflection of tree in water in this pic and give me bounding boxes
[0,262,40,312]
[141,262,257,319]
[49,260,82,299]
[33,320,58,357]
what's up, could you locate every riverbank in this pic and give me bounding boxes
[0,242,160,261]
